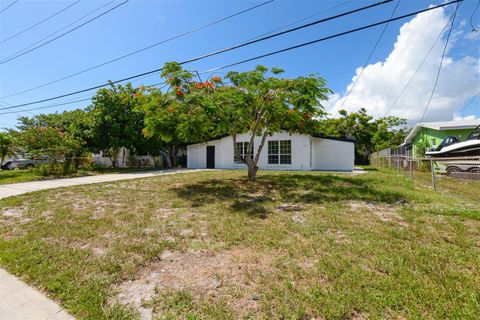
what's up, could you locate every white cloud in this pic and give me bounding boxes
[326,7,480,123]
[453,113,479,121]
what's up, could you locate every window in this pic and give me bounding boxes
[268,140,291,164]
[234,142,253,163]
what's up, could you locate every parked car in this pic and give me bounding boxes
[1,161,13,170]
[2,156,55,170]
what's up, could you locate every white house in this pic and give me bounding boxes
[187,131,355,171]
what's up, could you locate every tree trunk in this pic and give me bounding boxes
[247,162,258,181]
[109,157,117,168]
[169,145,177,167]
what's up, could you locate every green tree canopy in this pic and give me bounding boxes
[87,82,155,167]
[141,62,332,180]
[0,132,14,166]
[320,108,408,164]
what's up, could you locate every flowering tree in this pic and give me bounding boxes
[139,63,219,166]
[142,62,332,180]
[17,126,82,160]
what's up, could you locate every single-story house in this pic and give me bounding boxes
[187,131,355,171]
[402,119,480,156]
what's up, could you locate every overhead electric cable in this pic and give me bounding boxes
[247,0,356,42]
[470,0,480,31]
[0,0,274,99]
[337,0,401,115]
[0,0,18,15]
[0,0,117,62]
[383,11,457,117]
[0,0,375,99]
[458,92,480,113]
[201,1,462,74]
[0,0,129,65]
[0,0,82,44]
[0,82,167,115]
[1,0,461,111]
[419,2,460,122]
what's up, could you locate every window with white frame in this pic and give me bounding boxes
[268,140,291,164]
[234,142,253,163]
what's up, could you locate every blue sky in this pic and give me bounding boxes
[0,0,479,129]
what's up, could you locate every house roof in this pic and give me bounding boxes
[187,132,355,146]
[402,119,480,145]
[311,133,356,143]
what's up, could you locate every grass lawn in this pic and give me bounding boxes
[0,167,162,185]
[0,169,479,319]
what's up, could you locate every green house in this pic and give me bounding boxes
[402,120,480,157]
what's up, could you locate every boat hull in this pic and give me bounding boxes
[426,140,480,158]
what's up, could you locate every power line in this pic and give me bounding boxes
[383,11,457,117]
[0,0,275,99]
[458,92,480,113]
[419,2,460,122]
[201,1,462,74]
[0,98,92,115]
[246,0,356,42]
[0,0,378,102]
[0,81,167,116]
[0,0,82,44]
[337,0,401,115]
[0,0,129,65]
[0,100,34,115]
[1,0,462,111]
[470,0,480,31]
[0,0,18,15]
[0,0,393,108]
[0,0,117,62]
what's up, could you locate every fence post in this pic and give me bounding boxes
[430,160,436,191]
[396,152,400,173]
[409,157,413,179]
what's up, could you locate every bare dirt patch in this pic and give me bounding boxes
[112,248,272,319]
[154,207,179,219]
[0,206,31,224]
[349,201,408,227]
[325,228,351,244]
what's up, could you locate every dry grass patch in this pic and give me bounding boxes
[113,248,272,319]
[348,200,408,227]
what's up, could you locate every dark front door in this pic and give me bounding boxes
[206,146,215,169]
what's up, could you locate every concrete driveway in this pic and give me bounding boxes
[0,169,207,319]
[0,169,205,200]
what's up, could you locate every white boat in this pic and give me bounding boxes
[426,125,480,158]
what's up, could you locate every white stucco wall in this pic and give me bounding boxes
[311,137,354,171]
[187,132,354,171]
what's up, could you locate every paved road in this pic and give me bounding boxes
[0,169,207,319]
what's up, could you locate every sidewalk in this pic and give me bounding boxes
[0,269,74,320]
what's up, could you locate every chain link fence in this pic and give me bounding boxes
[371,147,480,192]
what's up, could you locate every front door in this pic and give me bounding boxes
[206,146,215,169]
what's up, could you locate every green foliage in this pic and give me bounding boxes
[140,62,332,179]
[0,132,14,165]
[320,108,408,163]
[86,82,161,167]
[16,126,82,160]
[414,137,431,158]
